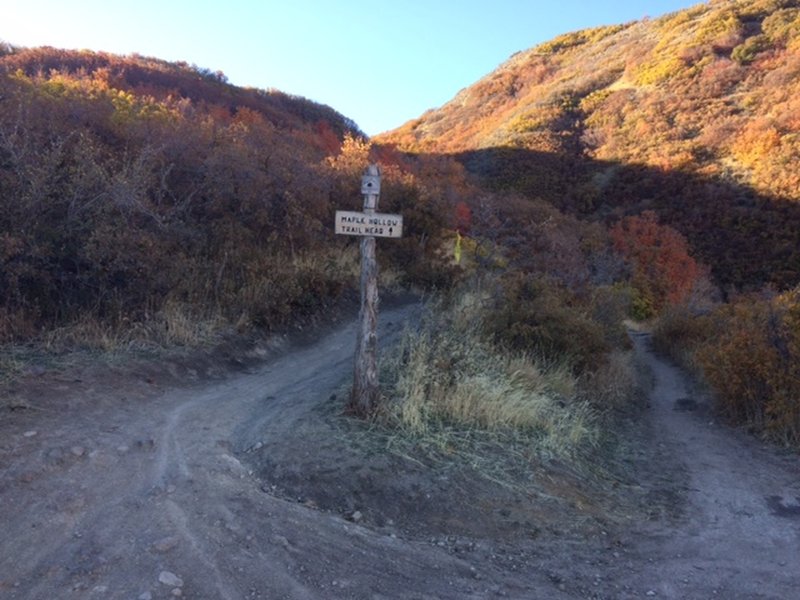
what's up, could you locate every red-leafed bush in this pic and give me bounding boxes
[610,211,703,317]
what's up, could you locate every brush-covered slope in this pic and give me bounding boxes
[0,45,361,144]
[0,46,448,342]
[379,0,800,289]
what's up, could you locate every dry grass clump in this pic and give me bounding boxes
[579,349,640,412]
[381,290,599,460]
[40,302,226,354]
[0,347,26,385]
[11,247,363,359]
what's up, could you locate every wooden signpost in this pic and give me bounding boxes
[335,164,403,416]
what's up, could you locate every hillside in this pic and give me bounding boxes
[378,0,800,290]
[0,46,454,343]
[0,45,361,142]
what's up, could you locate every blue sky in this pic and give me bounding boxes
[3,1,702,135]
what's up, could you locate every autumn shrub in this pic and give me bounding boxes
[651,306,714,374]
[694,289,800,446]
[0,57,459,350]
[205,248,357,331]
[610,211,704,318]
[482,274,610,372]
[732,34,771,64]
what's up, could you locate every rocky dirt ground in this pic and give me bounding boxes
[1,304,798,599]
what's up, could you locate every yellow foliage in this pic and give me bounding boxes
[694,8,741,44]
[537,24,628,55]
[762,8,800,45]
[579,88,613,113]
[325,133,371,176]
[634,56,688,86]
[507,105,562,133]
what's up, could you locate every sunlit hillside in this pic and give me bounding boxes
[379,0,800,290]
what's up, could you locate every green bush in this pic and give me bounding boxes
[732,34,771,64]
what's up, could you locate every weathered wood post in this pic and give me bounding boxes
[352,164,381,415]
[334,165,403,417]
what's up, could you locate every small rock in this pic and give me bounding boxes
[25,364,46,377]
[135,439,155,450]
[171,589,183,597]
[70,446,86,457]
[151,536,180,553]
[138,593,152,600]
[117,445,130,453]
[45,447,65,463]
[271,534,290,549]
[158,571,183,587]
[351,510,363,523]
[92,585,108,593]
[23,430,37,438]
[166,485,176,494]
[646,591,657,597]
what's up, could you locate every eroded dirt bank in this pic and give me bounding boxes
[1,313,798,599]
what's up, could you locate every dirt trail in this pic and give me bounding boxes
[612,333,800,599]
[0,306,569,599]
[1,314,798,599]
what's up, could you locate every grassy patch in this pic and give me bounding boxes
[379,290,599,462]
